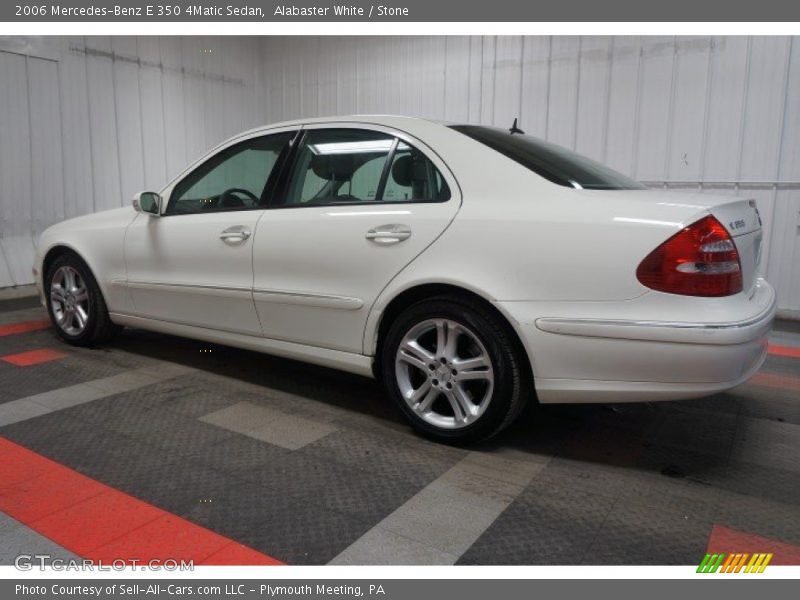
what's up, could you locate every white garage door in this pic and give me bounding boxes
[0,49,64,289]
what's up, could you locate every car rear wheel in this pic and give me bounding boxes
[45,253,119,346]
[381,296,529,444]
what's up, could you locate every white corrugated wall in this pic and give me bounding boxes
[1,35,799,315]
[0,35,264,290]
[258,36,800,315]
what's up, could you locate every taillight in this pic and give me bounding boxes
[636,215,742,297]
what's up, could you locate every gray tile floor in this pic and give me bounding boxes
[1,298,799,565]
[0,513,79,566]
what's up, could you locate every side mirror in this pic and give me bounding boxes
[132,191,162,217]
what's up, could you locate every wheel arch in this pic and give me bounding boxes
[42,244,88,282]
[368,282,535,393]
[41,244,109,307]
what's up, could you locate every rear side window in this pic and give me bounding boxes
[382,142,451,202]
[449,125,645,191]
[280,128,450,206]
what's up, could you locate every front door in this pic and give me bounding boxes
[252,125,461,353]
[124,130,295,335]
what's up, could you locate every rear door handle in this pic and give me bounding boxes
[365,224,412,245]
[220,226,251,243]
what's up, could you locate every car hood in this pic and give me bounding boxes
[42,206,136,236]
[38,207,138,259]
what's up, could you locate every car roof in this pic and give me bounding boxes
[238,114,460,137]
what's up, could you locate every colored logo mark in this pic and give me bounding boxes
[697,552,773,573]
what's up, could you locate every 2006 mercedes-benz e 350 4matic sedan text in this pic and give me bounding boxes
[35,115,775,443]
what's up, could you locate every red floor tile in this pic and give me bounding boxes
[31,490,165,556]
[0,437,283,565]
[768,344,800,359]
[87,514,236,565]
[1,348,68,367]
[707,525,800,566]
[0,319,50,337]
[0,467,107,522]
[0,449,60,489]
[199,542,285,566]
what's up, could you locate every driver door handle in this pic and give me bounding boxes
[220,226,251,243]
[365,224,412,245]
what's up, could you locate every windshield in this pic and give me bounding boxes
[449,125,645,191]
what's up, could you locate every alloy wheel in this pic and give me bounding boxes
[394,318,494,429]
[50,265,90,336]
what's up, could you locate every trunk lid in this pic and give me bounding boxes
[578,189,765,297]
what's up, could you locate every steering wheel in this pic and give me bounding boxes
[219,188,259,208]
[321,194,361,204]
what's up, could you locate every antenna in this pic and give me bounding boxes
[509,117,525,135]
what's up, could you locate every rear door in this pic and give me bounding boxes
[252,124,461,353]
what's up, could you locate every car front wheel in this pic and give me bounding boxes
[45,252,119,346]
[381,297,529,444]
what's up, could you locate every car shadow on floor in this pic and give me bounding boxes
[105,326,743,481]
[7,308,799,565]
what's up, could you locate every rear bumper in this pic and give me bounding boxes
[530,355,767,404]
[499,279,776,404]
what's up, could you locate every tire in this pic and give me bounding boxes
[45,252,120,346]
[381,296,529,444]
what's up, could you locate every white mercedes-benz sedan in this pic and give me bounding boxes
[34,115,776,443]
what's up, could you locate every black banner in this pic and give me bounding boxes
[3,0,800,22]
[5,579,798,600]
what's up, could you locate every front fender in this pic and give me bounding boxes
[36,207,138,314]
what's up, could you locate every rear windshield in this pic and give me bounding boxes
[449,125,645,191]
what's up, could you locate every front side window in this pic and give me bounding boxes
[168,132,294,215]
[449,125,645,191]
[280,129,450,206]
